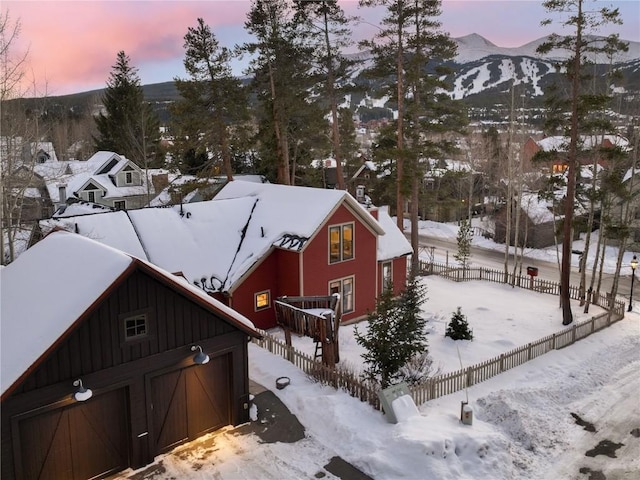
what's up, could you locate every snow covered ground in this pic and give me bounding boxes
[115,220,640,480]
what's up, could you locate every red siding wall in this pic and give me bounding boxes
[301,204,378,322]
[229,252,280,330]
[392,256,408,295]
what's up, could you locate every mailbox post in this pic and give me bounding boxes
[526,266,539,289]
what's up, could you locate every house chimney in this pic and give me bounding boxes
[151,173,169,193]
[369,207,378,220]
[57,184,67,205]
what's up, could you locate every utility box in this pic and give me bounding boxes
[378,382,413,424]
[460,401,473,425]
[526,266,539,277]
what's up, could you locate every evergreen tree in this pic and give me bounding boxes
[354,275,428,389]
[359,0,465,271]
[536,0,628,325]
[170,18,249,179]
[445,307,473,341]
[243,0,318,185]
[293,0,357,190]
[454,219,472,270]
[94,51,162,167]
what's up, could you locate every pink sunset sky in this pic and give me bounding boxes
[5,0,640,97]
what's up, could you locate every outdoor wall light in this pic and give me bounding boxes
[191,345,210,365]
[72,379,93,402]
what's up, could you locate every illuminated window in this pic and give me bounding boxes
[329,223,354,264]
[124,314,148,340]
[255,290,270,311]
[329,277,354,313]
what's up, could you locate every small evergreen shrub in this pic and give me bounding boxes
[445,307,473,341]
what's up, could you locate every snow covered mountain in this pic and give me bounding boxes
[453,33,640,64]
[348,33,640,110]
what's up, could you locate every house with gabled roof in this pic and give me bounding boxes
[39,180,413,329]
[522,134,630,173]
[33,151,174,212]
[1,230,259,479]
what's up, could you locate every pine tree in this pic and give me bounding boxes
[536,0,628,325]
[354,275,428,389]
[94,51,161,167]
[243,0,318,185]
[445,307,473,341]
[293,0,357,190]
[454,219,472,270]
[170,18,249,179]
[359,0,466,271]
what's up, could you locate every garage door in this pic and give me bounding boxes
[150,352,231,454]
[15,387,129,480]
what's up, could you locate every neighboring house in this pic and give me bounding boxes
[493,191,583,249]
[1,139,60,224]
[522,134,630,173]
[24,141,59,163]
[608,166,640,250]
[39,180,413,329]
[1,230,259,479]
[33,151,174,212]
[149,174,267,207]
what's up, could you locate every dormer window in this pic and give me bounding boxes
[125,172,133,184]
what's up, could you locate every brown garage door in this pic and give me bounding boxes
[150,352,231,454]
[15,387,129,480]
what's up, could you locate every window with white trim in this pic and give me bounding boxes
[255,290,271,311]
[329,276,354,314]
[329,223,354,264]
[381,261,392,292]
[125,171,133,184]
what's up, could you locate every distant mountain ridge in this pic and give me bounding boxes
[453,33,640,63]
[20,33,640,122]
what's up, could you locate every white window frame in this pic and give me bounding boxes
[329,276,354,314]
[381,261,393,292]
[328,222,354,264]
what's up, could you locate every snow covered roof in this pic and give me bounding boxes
[520,192,557,224]
[0,230,258,398]
[53,201,114,218]
[535,135,630,152]
[376,206,412,260]
[38,181,408,295]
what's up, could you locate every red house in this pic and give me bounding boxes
[39,181,413,330]
[522,134,630,173]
